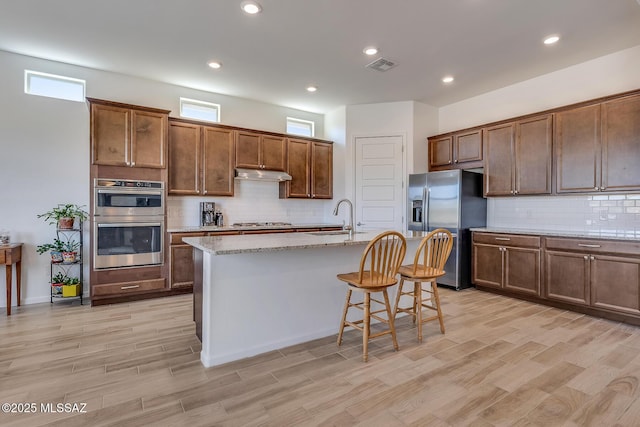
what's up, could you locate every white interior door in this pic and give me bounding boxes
[354,135,405,231]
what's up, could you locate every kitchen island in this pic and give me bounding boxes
[183,230,425,367]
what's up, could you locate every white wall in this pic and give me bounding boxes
[437,44,640,234]
[0,50,327,307]
[412,101,438,174]
[438,45,640,133]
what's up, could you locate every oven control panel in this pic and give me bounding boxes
[95,179,163,189]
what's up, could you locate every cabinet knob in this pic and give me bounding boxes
[510,190,514,194]
[594,187,599,190]
[454,159,458,164]
[600,187,606,191]
[448,160,452,164]
[591,256,595,260]
[514,190,519,194]
[584,255,588,260]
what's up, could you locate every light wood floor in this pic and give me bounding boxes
[2,288,640,426]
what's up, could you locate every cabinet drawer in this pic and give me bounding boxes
[545,237,640,257]
[473,232,540,248]
[92,278,166,296]
[170,232,206,244]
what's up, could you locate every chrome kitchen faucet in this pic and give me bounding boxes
[332,198,355,237]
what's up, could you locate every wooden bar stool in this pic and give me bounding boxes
[336,231,407,362]
[393,229,453,342]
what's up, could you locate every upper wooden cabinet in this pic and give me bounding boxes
[484,114,552,197]
[280,139,333,199]
[168,120,235,196]
[555,93,640,194]
[89,98,169,169]
[236,131,286,171]
[555,104,601,193]
[428,129,483,171]
[601,95,640,192]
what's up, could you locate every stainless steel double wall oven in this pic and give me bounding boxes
[93,179,165,269]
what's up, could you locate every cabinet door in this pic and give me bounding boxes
[554,104,601,193]
[504,247,540,296]
[170,245,195,289]
[261,135,287,171]
[311,141,333,199]
[454,130,483,166]
[168,121,200,195]
[515,115,552,195]
[472,244,503,289]
[91,103,130,166]
[202,127,235,196]
[483,123,515,196]
[284,139,311,198]
[591,255,640,315]
[235,131,261,168]
[131,110,167,168]
[428,136,453,169]
[545,250,589,305]
[601,95,640,192]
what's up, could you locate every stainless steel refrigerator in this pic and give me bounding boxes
[408,170,486,289]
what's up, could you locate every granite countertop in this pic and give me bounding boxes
[471,227,640,241]
[167,223,344,233]
[183,230,427,255]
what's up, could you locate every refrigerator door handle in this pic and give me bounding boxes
[424,187,430,231]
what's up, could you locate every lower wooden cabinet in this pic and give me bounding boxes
[472,233,541,296]
[473,231,640,323]
[545,250,590,306]
[545,237,640,315]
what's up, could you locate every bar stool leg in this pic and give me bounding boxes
[416,281,424,342]
[383,289,398,351]
[432,280,445,334]
[337,289,352,346]
[363,293,371,362]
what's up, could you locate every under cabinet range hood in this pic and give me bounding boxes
[234,168,292,182]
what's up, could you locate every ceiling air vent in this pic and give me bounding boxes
[366,57,397,72]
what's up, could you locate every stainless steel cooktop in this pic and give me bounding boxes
[231,222,292,227]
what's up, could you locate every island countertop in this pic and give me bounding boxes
[183,230,427,255]
[167,223,344,233]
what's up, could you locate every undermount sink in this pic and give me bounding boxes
[309,230,366,236]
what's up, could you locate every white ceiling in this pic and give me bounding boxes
[1,0,639,114]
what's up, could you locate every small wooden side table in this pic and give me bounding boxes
[1,243,23,316]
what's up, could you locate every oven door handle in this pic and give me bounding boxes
[96,188,164,195]
[97,222,162,228]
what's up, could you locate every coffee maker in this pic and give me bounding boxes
[200,202,216,226]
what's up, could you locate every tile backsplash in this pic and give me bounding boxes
[488,193,640,234]
[167,180,334,229]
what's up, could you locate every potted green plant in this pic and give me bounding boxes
[51,272,67,295]
[61,239,80,263]
[38,203,88,229]
[62,276,81,297]
[36,238,66,263]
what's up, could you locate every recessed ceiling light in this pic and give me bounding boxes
[306,86,317,93]
[543,35,560,45]
[241,1,262,14]
[363,47,378,56]
[207,61,222,69]
[442,76,454,84]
